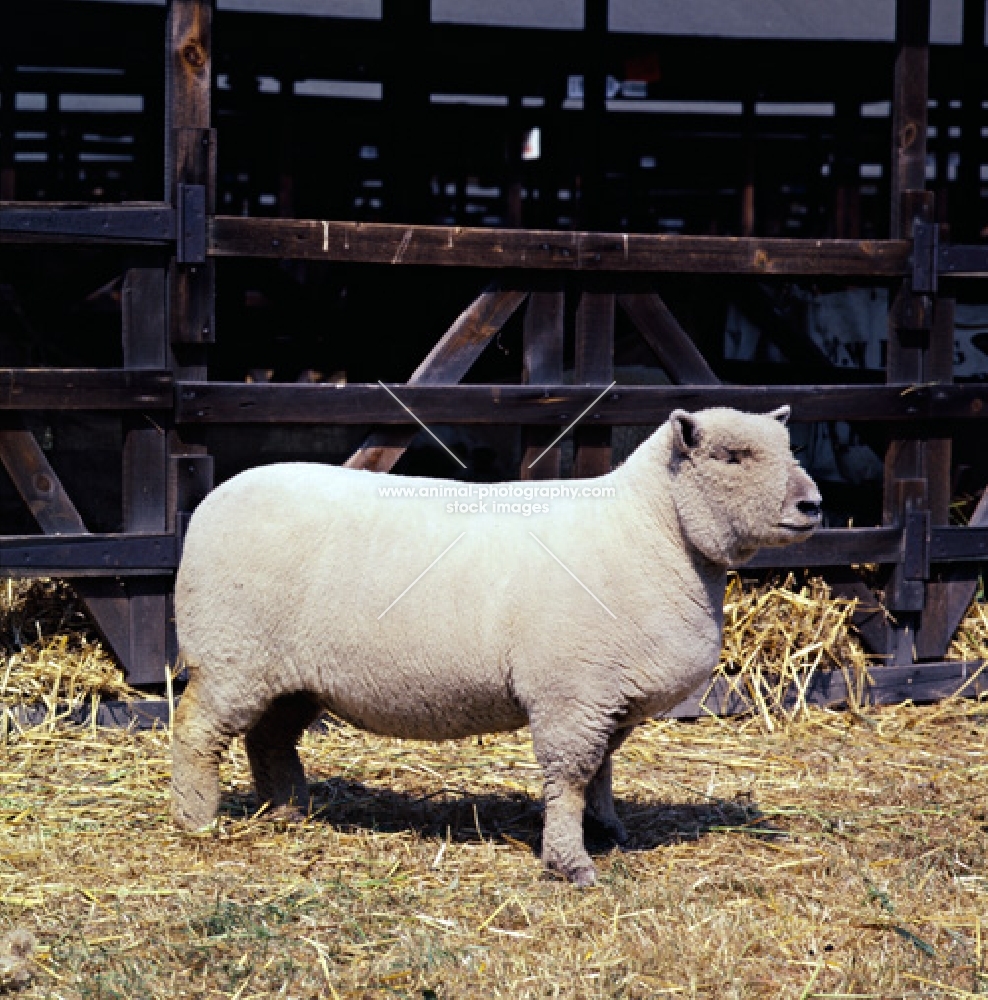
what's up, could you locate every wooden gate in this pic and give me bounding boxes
[2,0,988,706]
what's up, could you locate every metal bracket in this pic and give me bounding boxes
[902,510,931,581]
[911,219,939,295]
[176,183,207,264]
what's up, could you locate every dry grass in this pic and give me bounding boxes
[2,704,988,998]
[2,579,988,998]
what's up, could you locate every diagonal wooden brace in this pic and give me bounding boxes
[344,286,527,473]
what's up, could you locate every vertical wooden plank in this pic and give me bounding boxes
[520,290,565,480]
[120,267,170,686]
[165,0,214,518]
[925,294,954,528]
[167,0,215,364]
[573,291,614,478]
[165,0,212,204]
[580,0,608,232]
[916,295,958,658]
[169,128,216,353]
[890,0,931,235]
[135,0,216,684]
[883,0,932,665]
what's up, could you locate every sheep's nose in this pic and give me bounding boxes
[797,500,822,518]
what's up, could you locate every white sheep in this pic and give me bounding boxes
[171,406,821,885]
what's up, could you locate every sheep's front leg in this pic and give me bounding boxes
[584,728,633,846]
[532,719,615,886]
[541,778,596,886]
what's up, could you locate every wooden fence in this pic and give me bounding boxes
[2,0,988,704]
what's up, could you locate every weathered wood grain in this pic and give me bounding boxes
[0,369,172,409]
[209,217,913,274]
[175,382,988,425]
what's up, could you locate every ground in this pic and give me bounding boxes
[1,700,987,999]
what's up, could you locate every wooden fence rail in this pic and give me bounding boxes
[1,0,987,704]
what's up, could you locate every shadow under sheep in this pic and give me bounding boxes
[219,779,780,860]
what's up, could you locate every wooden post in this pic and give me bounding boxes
[166,0,216,358]
[573,291,614,478]
[165,0,215,452]
[111,0,216,684]
[884,0,935,665]
[520,290,566,479]
[580,0,607,232]
[117,268,172,684]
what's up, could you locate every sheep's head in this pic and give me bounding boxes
[667,406,821,566]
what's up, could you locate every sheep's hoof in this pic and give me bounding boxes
[544,849,598,886]
[263,803,307,824]
[570,865,597,887]
[175,815,219,836]
[585,814,629,848]
[171,802,218,834]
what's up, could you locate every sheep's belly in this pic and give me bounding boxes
[321,664,528,742]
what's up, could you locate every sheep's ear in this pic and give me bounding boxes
[768,405,791,425]
[670,409,701,455]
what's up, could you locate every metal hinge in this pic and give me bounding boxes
[910,218,939,296]
[176,183,207,264]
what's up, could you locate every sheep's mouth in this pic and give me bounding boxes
[777,521,819,534]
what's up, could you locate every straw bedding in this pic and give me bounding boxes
[1,577,987,998]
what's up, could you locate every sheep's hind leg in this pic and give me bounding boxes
[171,674,233,831]
[244,693,322,818]
[584,729,633,847]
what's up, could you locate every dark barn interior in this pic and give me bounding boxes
[2,0,988,694]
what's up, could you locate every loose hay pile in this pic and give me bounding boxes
[0,580,137,721]
[710,575,872,728]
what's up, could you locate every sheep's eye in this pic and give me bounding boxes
[711,446,746,464]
